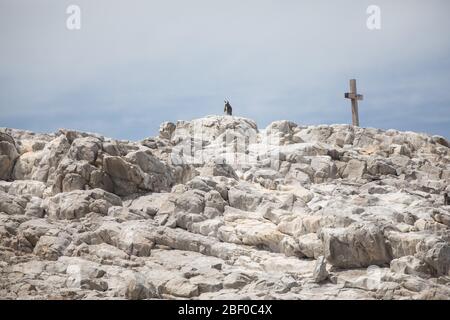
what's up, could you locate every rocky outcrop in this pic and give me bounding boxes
[42,189,122,220]
[0,132,19,180]
[321,224,392,268]
[1,116,449,300]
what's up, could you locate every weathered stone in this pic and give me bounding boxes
[159,122,176,140]
[298,233,323,259]
[163,277,199,298]
[228,186,262,212]
[223,272,253,289]
[42,189,122,220]
[25,197,44,218]
[0,191,27,215]
[321,224,392,268]
[32,135,71,182]
[175,190,205,214]
[367,158,397,176]
[422,242,450,276]
[103,151,173,196]
[123,271,158,300]
[7,180,46,198]
[2,116,450,300]
[312,256,329,283]
[33,235,71,260]
[390,256,432,278]
[0,140,19,180]
[17,219,58,250]
[65,259,108,291]
[103,156,143,195]
[386,231,426,258]
[67,137,101,164]
[342,159,366,180]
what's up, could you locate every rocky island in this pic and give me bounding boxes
[1,116,449,300]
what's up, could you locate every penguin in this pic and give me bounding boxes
[224,100,232,116]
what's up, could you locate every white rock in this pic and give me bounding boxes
[2,116,450,300]
[321,224,392,268]
[0,139,19,180]
[312,256,328,283]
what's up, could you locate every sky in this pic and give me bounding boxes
[1,0,450,140]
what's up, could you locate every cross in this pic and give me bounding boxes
[345,79,364,126]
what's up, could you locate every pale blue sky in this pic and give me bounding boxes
[1,0,449,140]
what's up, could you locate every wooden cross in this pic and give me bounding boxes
[345,79,364,126]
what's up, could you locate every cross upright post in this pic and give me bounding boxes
[345,79,364,126]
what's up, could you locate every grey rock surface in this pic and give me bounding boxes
[1,116,449,300]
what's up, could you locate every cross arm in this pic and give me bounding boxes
[345,93,364,100]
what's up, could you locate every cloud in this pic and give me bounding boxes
[1,0,449,139]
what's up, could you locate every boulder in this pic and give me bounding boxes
[67,137,101,164]
[0,132,16,146]
[223,272,253,289]
[103,152,173,196]
[12,150,44,180]
[17,219,58,250]
[342,159,366,180]
[32,135,71,182]
[7,180,46,198]
[163,277,199,298]
[116,224,154,257]
[312,256,329,283]
[431,135,449,148]
[42,189,122,220]
[298,233,323,259]
[198,162,239,180]
[0,139,19,180]
[367,158,397,176]
[159,122,176,140]
[386,231,427,258]
[33,235,71,260]
[103,156,143,195]
[0,191,27,215]
[421,242,450,276]
[25,197,44,218]
[123,271,158,300]
[228,186,262,212]
[175,190,205,214]
[87,243,129,261]
[390,256,432,278]
[321,224,392,268]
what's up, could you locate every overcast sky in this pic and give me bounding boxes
[1,0,449,140]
